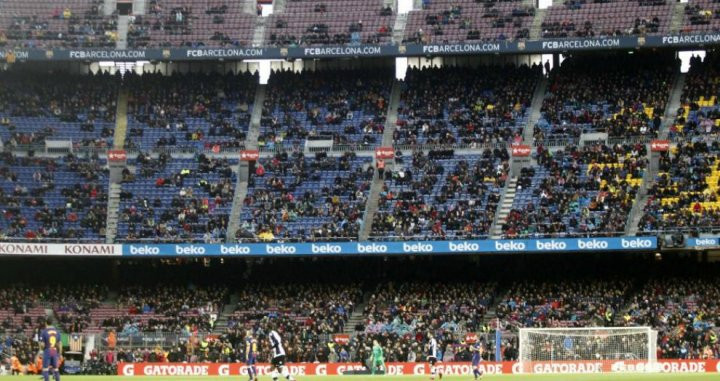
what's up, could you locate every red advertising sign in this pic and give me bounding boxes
[107,150,127,162]
[650,139,670,152]
[333,334,350,345]
[464,333,478,344]
[118,360,720,376]
[511,145,531,157]
[375,147,394,159]
[240,150,260,161]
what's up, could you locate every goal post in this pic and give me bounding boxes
[518,327,657,373]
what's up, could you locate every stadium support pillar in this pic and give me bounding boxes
[495,318,502,361]
[113,89,129,149]
[398,0,413,13]
[238,162,250,182]
[552,53,560,70]
[650,151,660,174]
[510,156,529,177]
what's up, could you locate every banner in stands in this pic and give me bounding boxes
[3,33,720,62]
[687,237,720,248]
[375,147,395,159]
[650,139,670,152]
[118,360,720,376]
[107,150,127,162]
[239,150,260,161]
[0,243,121,256]
[333,334,350,345]
[122,237,657,256]
[511,145,532,157]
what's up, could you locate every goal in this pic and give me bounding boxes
[518,327,657,373]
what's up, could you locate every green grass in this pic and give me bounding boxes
[49,375,719,381]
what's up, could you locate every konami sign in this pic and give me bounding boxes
[650,140,670,152]
[375,146,395,159]
[240,150,260,161]
[118,360,720,376]
[0,243,121,256]
[511,145,532,157]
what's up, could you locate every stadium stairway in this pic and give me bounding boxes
[523,75,548,144]
[624,147,654,236]
[252,17,266,47]
[247,85,266,145]
[105,183,122,243]
[211,294,240,335]
[659,72,686,140]
[133,0,147,15]
[625,72,685,236]
[528,6,547,40]
[487,74,546,239]
[105,89,129,243]
[103,0,116,16]
[359,167,384,241]
[344,303,367,335]
[359,79,402,240]
[490,176,518,239]
[113,88,129,149]
[117,16,129,50]
[244,0,258,15]
[227,85,266,242]
[392,13,408,45]
[274,0,287,14]
[668,0,687,34]
[226,163,248,243]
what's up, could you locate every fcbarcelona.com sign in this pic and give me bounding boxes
[3,33,720,62]
[118,360,720,376]
[123,237,657,257]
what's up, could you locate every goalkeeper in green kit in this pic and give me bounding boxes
[371,339,386,375]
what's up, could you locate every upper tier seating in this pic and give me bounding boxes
[0,0,117,48]
[265,0,394,46]
[542,0,672,38]
[404,0,534,43]
[0,153,108,241]
[127,0,256,48]
[396,65,541,146]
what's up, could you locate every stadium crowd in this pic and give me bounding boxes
[240,151,373,242]
[0,71,119,149]
[638,140,720,234]
[502,143,647,238]
[0,152,109,241]
[259,69,391,149]
[1,255,719,374]
[124,72,257,151]
[535,55,674,142]
[118,153,236,242]
[395,65,541,146]
[371,149,508,240]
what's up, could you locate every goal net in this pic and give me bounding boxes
[518,327,657,373]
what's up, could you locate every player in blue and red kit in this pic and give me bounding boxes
[40,322,62,381]
[470,341,483,380]
[245,331,258,381]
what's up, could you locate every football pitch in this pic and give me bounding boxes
[51,375,719,381]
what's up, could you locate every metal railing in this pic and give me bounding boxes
[0,237,107,243]
[4,144,246,156]
[366,234,491,241]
